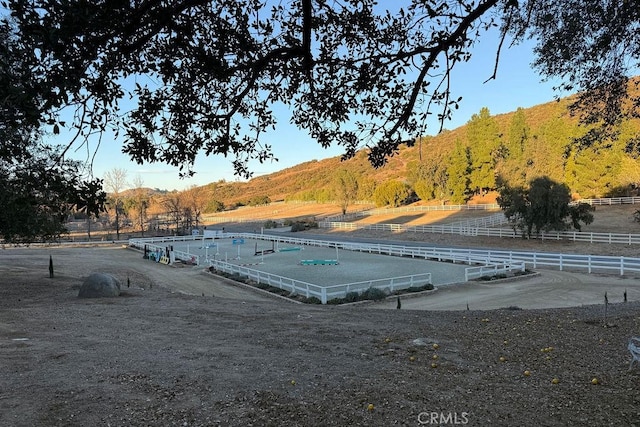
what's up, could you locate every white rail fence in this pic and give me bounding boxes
[129,233,640,278]
[324,203,501,222]
[447,212,509,228]
[577,196,640,205]
[208,258,433,304]
[320,220,640,245]
[129,233,640,277]
[199,195,640,227]
[126,233,640,303]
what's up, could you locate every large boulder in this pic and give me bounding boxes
[78,273,121,298]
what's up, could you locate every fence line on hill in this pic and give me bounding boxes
[319,220,640,245]
[206,195,640,225]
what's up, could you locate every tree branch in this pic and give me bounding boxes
[388,0,501,137]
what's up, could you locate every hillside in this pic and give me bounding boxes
[144,80,640,209]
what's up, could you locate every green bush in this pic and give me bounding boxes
[361,287,387,301]
[373,180,412,207]
[402,283,434,293]
[344,291,360,303]
[303,296,322,304]
[290,220,318,232]
[263,220,278,229]
[290,221,307,232]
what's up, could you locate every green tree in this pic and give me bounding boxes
[407,157,447,202]
[357,177,377,202]
[0,20,105,242]
[204,199,225,213]
[373,181,412,208]
[74,178,107,240]
[523,117,573,184]
[510,1,640,151]
[247,195,271,206]
[497,176,594,238]
[497,108,529,187]
[0,147,101,242]
[5,0,638,178]
[446,139,471,204]
[334,169,359,215]
[467,107,501,195]
[565,147,621,198]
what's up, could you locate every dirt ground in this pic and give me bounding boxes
[1,233,640,426]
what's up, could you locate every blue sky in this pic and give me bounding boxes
[59,28,568,191]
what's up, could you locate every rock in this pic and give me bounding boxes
[78,273,121,298]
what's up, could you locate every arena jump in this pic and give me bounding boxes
[299,259,339,265]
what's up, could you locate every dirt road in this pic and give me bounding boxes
[1,244,276,302]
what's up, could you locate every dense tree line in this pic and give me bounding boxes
[406,106,640,204]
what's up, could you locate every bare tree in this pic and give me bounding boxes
[162,192,184,234]
[129,175,149,237]
[183,185,207,230]
[334,170,359,216]
[103,168,128,240]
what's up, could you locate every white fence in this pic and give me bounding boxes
[465,260,527,281]
[324,203,501,222]
[447,212,509,228]
[128,234,538,303]
[577,196,640,205]
[130,232,640,276]
[319,221,640,245]
[128,232,640,278]
[208,258,433,304]
[198,196,640,229]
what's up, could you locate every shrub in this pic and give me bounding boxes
[402,283,434,293]
[290,220,318,232]
[290,221,307,232]
[373,180,412,207]
[263,220,278,229]
[344,291,360,303]
[361,287,387,301]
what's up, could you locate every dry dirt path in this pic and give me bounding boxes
[1,244,275,302]
[375,269,640,311]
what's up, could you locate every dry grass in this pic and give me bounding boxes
[204,201,640,233]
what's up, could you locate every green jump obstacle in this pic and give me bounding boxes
[299,259,339,265]
[279,246,302,252]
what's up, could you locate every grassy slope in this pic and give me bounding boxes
[207,95,582,206]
